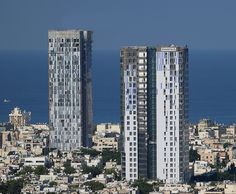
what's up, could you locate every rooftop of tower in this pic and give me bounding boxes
[48,29,92,38]
[121,44,187,50]
[121,46,148,49]
[156,44,188,52]
[48,29,92,32]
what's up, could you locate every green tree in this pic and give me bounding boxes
[189,149,200,162]
[102,150,121,164]
[63,160,76,174]
[80,148,100,157]
[132,179,154,194]
[192,164,236,182]
[217,159,227,168]
[82,165,102,177]
[224,143,232,149]
[57,150,63,158]
[54,167,61,173]
[49,181,57,187]
[34,165,49,175]
[17,166,33,175]
[104,168,121,180]
[64,166,76,174]
[0,179,24,194]
[84,181,105,191]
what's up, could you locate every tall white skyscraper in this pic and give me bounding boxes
[121,45,189,183]
[48,30,93,151]
[121,47,148,182]
[155,45,189,183]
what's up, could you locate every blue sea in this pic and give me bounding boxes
[0,50,235,125]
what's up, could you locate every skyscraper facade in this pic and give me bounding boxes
[121,45,189,183]
[120,47,150,181]
[48,30,93,151]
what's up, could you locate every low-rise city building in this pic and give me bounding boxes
[92,123,120,152]
[9,107,31,129]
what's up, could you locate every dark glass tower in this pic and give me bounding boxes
[48,30,93,151]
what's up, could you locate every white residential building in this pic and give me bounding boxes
[121,45,189,183]
[24,156,49,166]
[156,45,189,183]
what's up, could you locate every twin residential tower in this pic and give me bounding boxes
[48,29,189,183]
[120,45,189,183]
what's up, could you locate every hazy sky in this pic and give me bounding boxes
[1,0,236,51]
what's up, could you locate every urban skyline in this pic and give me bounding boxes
[0,1,236,193]
[47,27,191,184]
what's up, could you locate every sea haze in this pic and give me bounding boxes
[0,50,235,124]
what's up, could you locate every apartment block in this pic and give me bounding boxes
[121,45,189,183]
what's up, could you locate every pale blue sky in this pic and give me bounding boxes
[0,0,236,51]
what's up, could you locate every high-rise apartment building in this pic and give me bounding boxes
[120,47,150,181]
[121,45,189,183]
[48,30,93,151]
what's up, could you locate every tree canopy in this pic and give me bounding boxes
[34,165,49,176]
[0,179,24,194]
[189,149,200,162]
[84,181,105,191]
[132,179,154,194]
[82,165,102,177]
[63,161,76,174]
[102,150,121,165]
[80,148,100,157]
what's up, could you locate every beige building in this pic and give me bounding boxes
[203,139,223,149]
[92,135,118,151]
[198,149,218,165]
[198,119,214,131]
[199,130,215,139]
[220,134,235,144]
[9,107,31,129]
[0,131,11,149]
[92,123,120,151]
[225,183,236,194]
[226,125,236,137]
[96,123,120,134]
